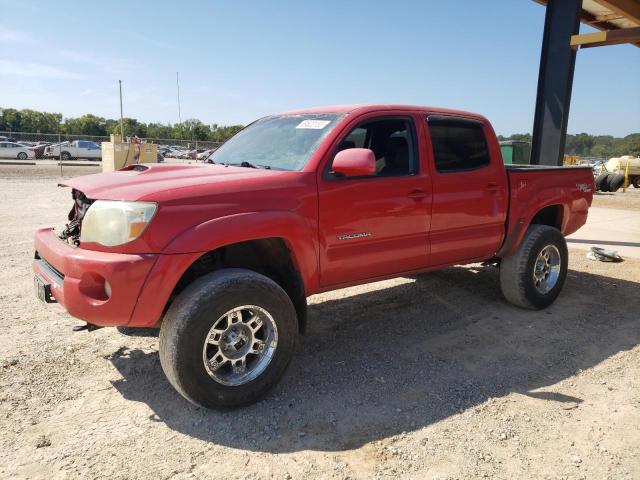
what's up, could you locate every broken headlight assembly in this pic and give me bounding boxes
[79,200,157,247]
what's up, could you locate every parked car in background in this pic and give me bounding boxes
[177,149,197,159]
[157,146,172,158]
[158,147,183,159]
[0,142,35,159]
[0,135,18,143]
[197,149,215,161]
[29,142,51,159]
[44,140,102,160]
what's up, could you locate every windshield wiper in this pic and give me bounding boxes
[221,161,271,169]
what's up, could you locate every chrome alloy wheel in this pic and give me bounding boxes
[533,245,561,294]
[202,305,278,386]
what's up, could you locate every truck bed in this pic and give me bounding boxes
[499,164,594,256]
[505,164,593,172]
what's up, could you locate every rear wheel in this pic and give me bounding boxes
[61,151,71,160]
[632,176,640,188]
[499,225,568,309]
[159,268,298,408]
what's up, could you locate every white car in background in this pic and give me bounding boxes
[197,148,216,161]
[44,140,102,160]
[0,142,35,160]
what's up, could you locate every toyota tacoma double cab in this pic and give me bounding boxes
[33,105,594,408]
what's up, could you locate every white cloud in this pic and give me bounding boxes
[57,49,142,72]
[0,28,32,43]
[0,60,85,79]
[80,88,100,96]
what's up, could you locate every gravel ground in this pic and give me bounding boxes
[0,164,639,480]
[592,186,640,210]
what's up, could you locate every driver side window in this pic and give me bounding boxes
[334,118,417,177]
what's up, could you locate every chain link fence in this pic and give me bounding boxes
[0,131,222,162]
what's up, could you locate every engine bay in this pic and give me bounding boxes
[59,189,93,246]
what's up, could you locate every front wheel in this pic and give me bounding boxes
[17,152,28,160]
[159,268,298,408]
[499,225,568,309]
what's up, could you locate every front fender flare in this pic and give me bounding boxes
[128,211,319,328]
[163,210,319,291]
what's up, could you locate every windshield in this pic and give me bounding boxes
[208,113,343,171]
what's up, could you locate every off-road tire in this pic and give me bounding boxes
[595,173,609,192]
[631,176,640,189]
[607,173,625,192]
[499,225,568,309]
[17,152,28,160]
[61,151,71,161]
[159,268,298,408]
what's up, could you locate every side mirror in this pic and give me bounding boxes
[332,148,376,177]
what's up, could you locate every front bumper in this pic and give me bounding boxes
[33,228,158,327]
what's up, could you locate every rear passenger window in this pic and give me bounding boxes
[427,117,490,172]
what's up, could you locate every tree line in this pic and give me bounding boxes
[2,107,638,156]
[0,107,244,142]
[498,132,640,158]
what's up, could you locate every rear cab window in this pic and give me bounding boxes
[427,116,490,173]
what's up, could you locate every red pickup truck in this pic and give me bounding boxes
[33,104,594,408]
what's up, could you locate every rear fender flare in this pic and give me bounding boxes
[498,198,570,258]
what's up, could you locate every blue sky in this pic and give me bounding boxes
[1,0,639,136]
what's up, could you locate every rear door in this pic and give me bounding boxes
[86,141,102,158]
[317,114,431,287]
[76,141,90,158]
[425,115,508,265]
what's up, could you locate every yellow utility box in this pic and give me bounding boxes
[101,135,158,172]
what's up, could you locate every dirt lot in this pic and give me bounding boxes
[1,164,639,480]
[592,186,640,210]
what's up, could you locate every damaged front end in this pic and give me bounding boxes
[59,189,93,246]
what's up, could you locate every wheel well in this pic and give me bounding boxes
[169,238,308,333]
[530,205,562,230]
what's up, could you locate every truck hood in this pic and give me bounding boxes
[60,163,294,201]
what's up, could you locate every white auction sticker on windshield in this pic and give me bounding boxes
[296,119,331,129]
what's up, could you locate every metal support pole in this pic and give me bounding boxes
[176,72,182,128]
[119,80,124,142]
[58,133,62,176]
[530,0,582,166]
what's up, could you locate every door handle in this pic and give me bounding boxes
[407,189,427,199]
[486,183,501,192]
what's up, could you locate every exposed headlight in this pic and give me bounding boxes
[80,200,157,247]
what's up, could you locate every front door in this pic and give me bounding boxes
[318,115,431,287]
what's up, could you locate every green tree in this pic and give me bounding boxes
[18,109,62,133]
[0,108,22,132]
[109,118,148,138]
[209,123,243,142]
[565,133,595,156]
[172,119,211,140]
[146,122,174,139]
[508,133,532,143]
